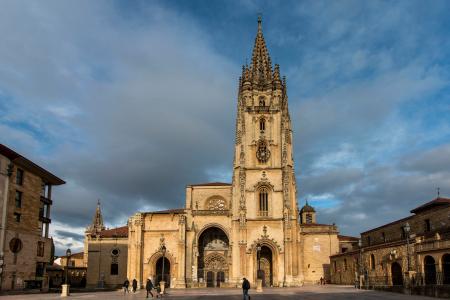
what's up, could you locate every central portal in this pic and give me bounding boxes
[198,227,229,287]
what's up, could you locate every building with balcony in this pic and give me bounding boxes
[0,144,65,290]
[330,195,450,297]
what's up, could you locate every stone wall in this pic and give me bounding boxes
[85,237,128,288]
[0,161,52,290]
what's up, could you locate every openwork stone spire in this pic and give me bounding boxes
[240,16,285,92]
[250,15,273,88]
[87,199,105,234]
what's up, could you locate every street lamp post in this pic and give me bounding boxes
[404,222,413,289]
[358,239,363,289]
[61,248,71,297]
[160,245,166,296]
[256,244,262,292]
[405,222,411,272]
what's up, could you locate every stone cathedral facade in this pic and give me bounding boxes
[85,18,342,289]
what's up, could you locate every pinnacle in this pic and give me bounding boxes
[250,15,272,88]
[88,198,105,233]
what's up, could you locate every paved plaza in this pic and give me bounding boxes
[0,285,439,300]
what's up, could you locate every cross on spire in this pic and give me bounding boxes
[437,187,441,197]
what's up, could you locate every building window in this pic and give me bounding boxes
[424,219,431,232]
[111,263,119,275]
[370,254,375,270]
[334,261,337,272]
[344,259,347,271]
[259,118,265,131]
[36,263,45,277]
[16,168,24,185]
[37,241,44,257]
[15,191,22,208]
[401,227,406,239]
[367,236,371,246]
[381,232,386,243]
[14,212,21,222]
[341,247,348,253]
[306,213,313,224]
[9,238,23,253]
[259,97,265,106]
[259,187,269,216]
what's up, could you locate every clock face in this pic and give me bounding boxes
[256,139,270,163]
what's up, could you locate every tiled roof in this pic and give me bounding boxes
[59,252,83,259]
[188,182,232,187]
[47,263,64,271]
[338,235,359,241]
[301,223,335,227]
[70,252,84,259]
[361,215,413,235]
[98,226,128,238]
[410,197,450,214]
[0,144,65,185]
[146,208,185,214]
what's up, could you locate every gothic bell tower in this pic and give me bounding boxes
[231,16,300,285]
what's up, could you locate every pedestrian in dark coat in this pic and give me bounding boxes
[123,279,130,294]
[242,277,250,300]
[146,278,154,298]
[132,279,138,293]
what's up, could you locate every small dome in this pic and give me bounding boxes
[300,201,315,213]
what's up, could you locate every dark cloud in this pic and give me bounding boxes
[55,230,84,241]
[0,0,449,251]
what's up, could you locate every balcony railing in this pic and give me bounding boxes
[416,239,450,252]
[39,209,51,223]
[258,211,269,217]
[192,210,230,216]
[40,195,52,205]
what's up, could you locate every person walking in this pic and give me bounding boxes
[123,279,130,295]
[146,278,154,298]
[132,278,138,293]
[242,277,250,300]
[155,284,161,298]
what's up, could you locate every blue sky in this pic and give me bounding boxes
[1,0,450,254]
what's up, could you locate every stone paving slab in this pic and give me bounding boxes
[0,285,440,300]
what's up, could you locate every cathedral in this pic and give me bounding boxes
[84,17,341,289]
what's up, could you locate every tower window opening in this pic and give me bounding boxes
[260,118,265,131]
[306,213,313,224]
[259,187,269,216]
[259,97,266,106]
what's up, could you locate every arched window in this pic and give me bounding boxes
[259,118,265,131]
[259,187,269,216]
[110,263,118,275]
[259,97,266,106]
[370,254,375,270]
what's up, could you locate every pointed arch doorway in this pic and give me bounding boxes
[155,257,170,288]
[197,226,230,287]
[257,246,273,287]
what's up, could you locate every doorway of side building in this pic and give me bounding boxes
[424,256,436,285]
[155,257,170,288]
[391,262,403,286]
[442,254,450,284]
[257,246,273,287]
